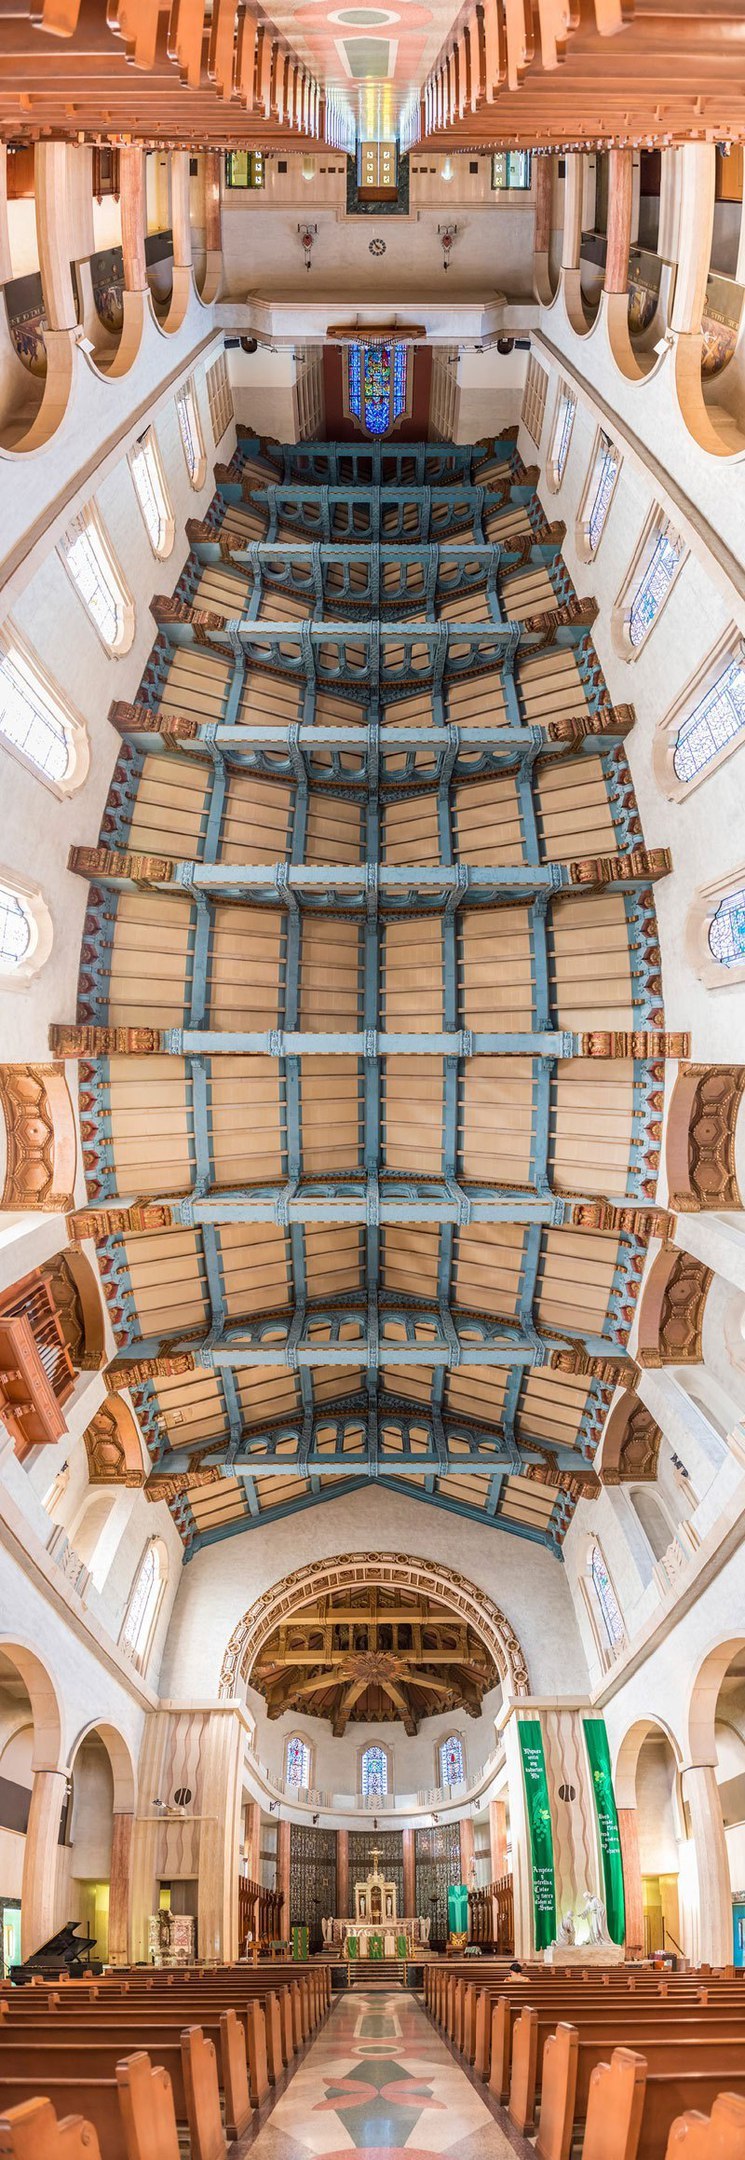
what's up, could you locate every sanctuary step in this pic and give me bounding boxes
[348,1958,410,1984]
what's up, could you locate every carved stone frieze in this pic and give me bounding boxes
[0,1064,76,1212]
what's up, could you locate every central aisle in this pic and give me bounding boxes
[240,1985,521,2158]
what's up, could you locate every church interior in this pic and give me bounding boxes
[1,4,745,2157]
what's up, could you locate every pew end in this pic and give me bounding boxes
[582,2048,648,2160]
[115,2050,180,2160]
[537,2022,580,2160]
[0,2097,103,2159]
[180,2026,226,2160]
[665,2093,745,2160]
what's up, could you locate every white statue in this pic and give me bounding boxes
[322,1917,330,1945]
[555,1911,575,1946]
[580,1893,611,1946]
[422,1916,431,1942]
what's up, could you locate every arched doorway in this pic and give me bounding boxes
[64,1723,136,1966]
[615,1719,686,1959]
[0,1641,64,1962]
[688,1637,745,1967]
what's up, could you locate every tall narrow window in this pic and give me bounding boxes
[624,519,684,651]
[130,429,174,559]
[589,1541,624,1652]
[439,1734,465,1787]
[583,432,620,555]
[176,378,207,488]
[548,384,576,488]
[361,1744,389,1797]
[709,886,745,969]
[0,884,32,972]
[120,1539,166,1668]
[285,1735,311,1787]
[673,656,745,783]
[59,506,133,654]
[0,639,75,785]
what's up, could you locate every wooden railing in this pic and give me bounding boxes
[468,1874,514,1953]
[238,1876,285,1950]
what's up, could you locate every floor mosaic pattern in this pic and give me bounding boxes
[238,1986,522,2158]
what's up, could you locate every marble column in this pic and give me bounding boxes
[21,1768,68,1960]
[617,1807,644,1957]
[604,149,633,295]
[244,1799,261,1883]
[402,1828,415,1918]
[561,153,584,271]
[337,1827,349,1917]
[120,146,147,292]
[681,1762,732,1967]
[533,154,554,302]
[35,143,77,329]
[108,1810,133,1965]
[277,1818,291,1929]
[170,150,192,272]
[669,142,715,335]
[489,1797,508,1881]
[204,151,222,251]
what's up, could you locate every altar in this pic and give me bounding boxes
[322,1845,431,1958]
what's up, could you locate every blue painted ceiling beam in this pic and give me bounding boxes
[180,1473,563,1558]
[73,856,665,907]
[109,1301,629,1376]
[73,1180,659,1234]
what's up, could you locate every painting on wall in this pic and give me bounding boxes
[5,273,47,377]
[627,248,662,333]
[700,272,744,377]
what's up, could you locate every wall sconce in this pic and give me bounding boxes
[298,222,317,271]
[437,223,458,272]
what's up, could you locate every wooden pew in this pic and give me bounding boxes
[2,1985,287,2085]
[116,2053,180,2160]
[665,2092,745,2160]
[0,2097,104,2160]
[512,2007,745,2135]
[181,2026,226,2160]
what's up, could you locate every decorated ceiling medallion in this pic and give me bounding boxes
[369,237,387,255]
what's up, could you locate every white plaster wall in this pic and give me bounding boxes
[246,1679,503,1797]
[518,344,745,1062]
[159,1484,590,1705]
[220,200,537,302]
[455,344,529,442]
[0,343,235,1064]
[0,1527,153,1777]
[227,344,300,439]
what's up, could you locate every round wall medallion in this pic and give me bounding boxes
[369,238,387,256]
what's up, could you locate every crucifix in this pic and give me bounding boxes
[370,1844,382,1874]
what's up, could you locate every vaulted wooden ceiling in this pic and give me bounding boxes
[250,1583,499,1733]
[63,433,673,1556]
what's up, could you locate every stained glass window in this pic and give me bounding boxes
[589,1542,624,1650]
[130,429,173,558]
[176,379,206,487]
[0,885,31,972]
[121,1540,165,1666]
[439,1735,465,1787]
[59,507,131,652]
[627,525,683,649]
[586,433,620,554]
[285,1736,311,1787]
[492,151,532,190]
[348,344,362,420]
[347,343,408,437]
[0,641,71,782]
[709,887,745,968]
[550,388,576,486]
[361,1744,389,1797]
[673,657,745,782]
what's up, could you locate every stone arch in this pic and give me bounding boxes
[53,1246,107,1371]
[0,1640,64,1772]
[687,1636,745,1768]
[614,1713,684,1810]
[636,1245,713,1367]
[67,1719,136,1814]
[600,1390,663,1484]
[83,1393,146,1486]
[219,1552,530,1702]
[666,1065,745,1214]
[0,1064,77,1213]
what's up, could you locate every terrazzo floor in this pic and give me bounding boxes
[234,1986,527,2159]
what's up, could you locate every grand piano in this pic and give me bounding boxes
[11,1918,102,1984]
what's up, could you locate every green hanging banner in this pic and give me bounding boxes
[448,1884,469,1937]
[518,1718,556,1950]
[583,1716,626,1946]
